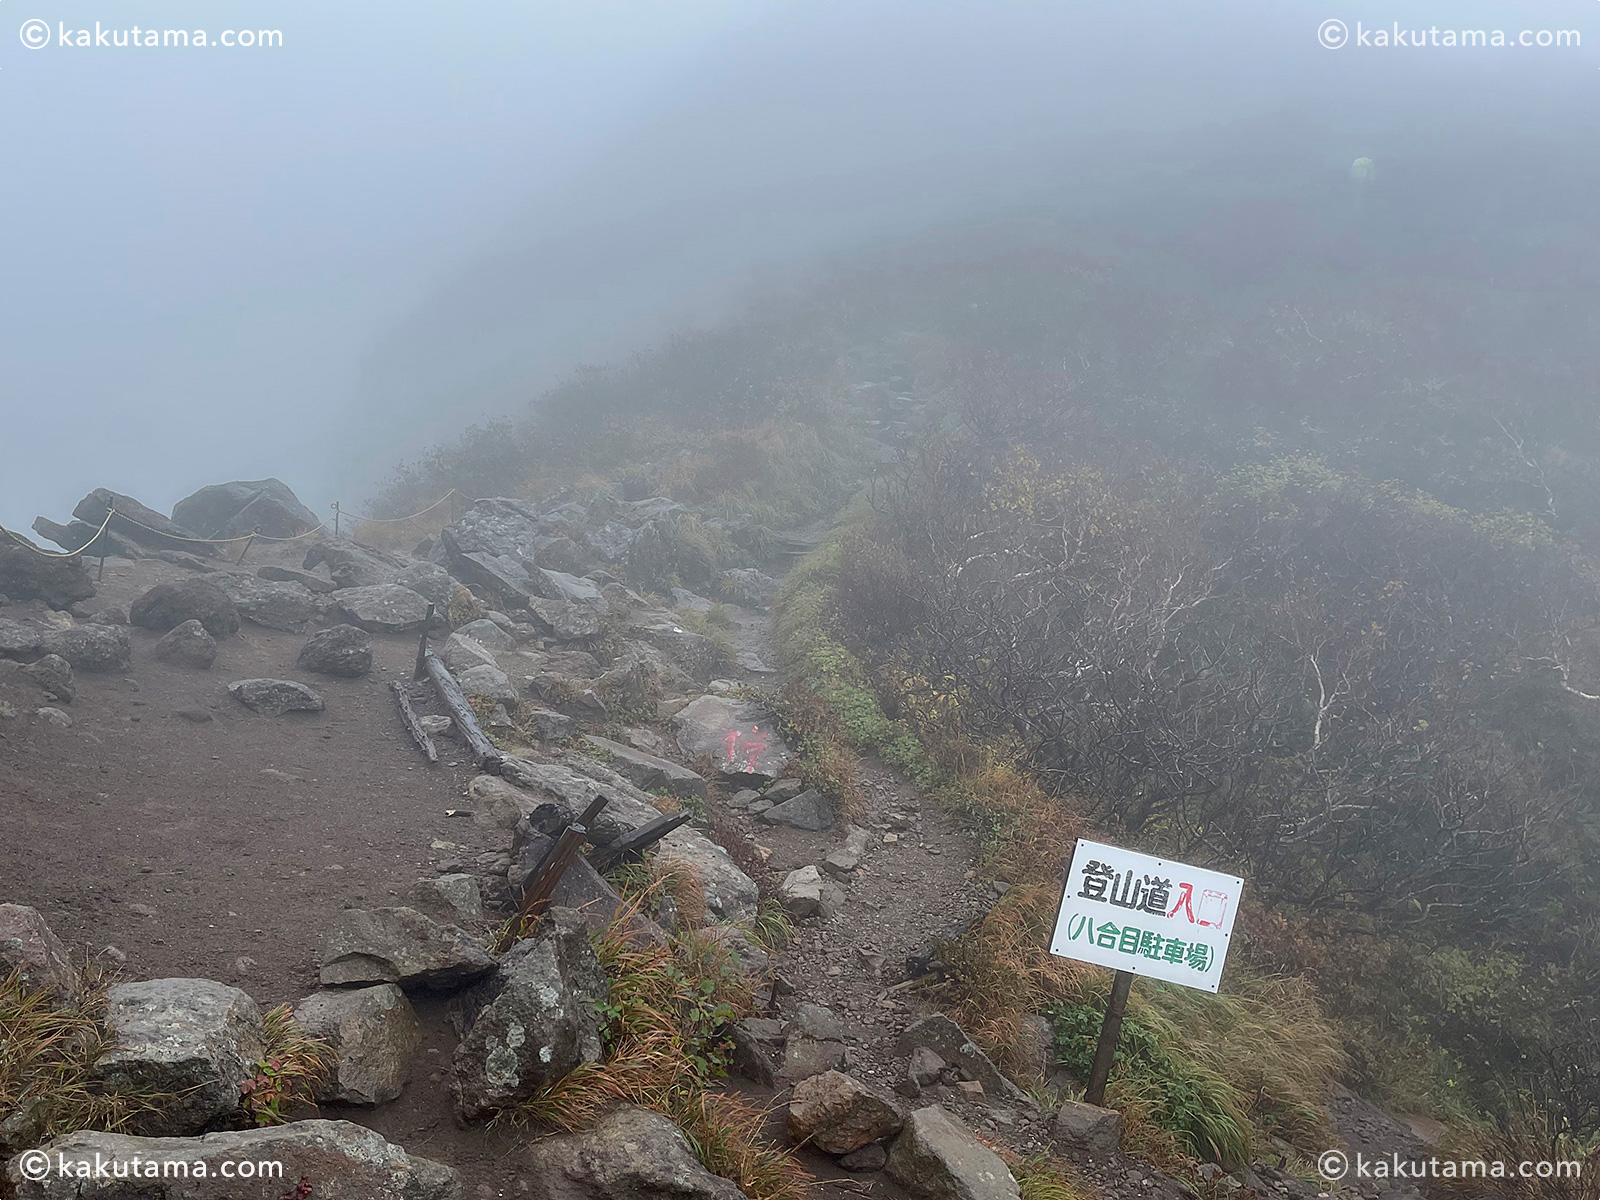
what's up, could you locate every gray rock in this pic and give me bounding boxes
[528,596,600,640]
[457,663,519,708]
[585,735,707,801]
[792,1003,847,1041]
[895,1015,1029,1104]
[304,538,410,589]
[789,1070,904,1154]
[453,617,515,650]
[735,651,776,674]
[334,584,431,634]
[886,1105,1021,1200]
[693,924,770,979]
[0,619,43,659]
[210,573,322,632]
[729,1021,778,1086]
[672,695,794,782]
[671,587,713,611]
[0,903,79,1003]
[728,789,761,809]
[407,874,485,926]
[173,478,318,540]
[525,707,576,740]
[824,826,873,876]
[73,487,217,556]
[781,1036,848,1082]
[91,978,265,1136]
[320,907,496,991]
[36,624,131,673]
[154,619,218,669]
[766,778,805,801]
[130,578,239,637]
[532,568,608,612]
[639,622,720,681]
[1053,1099,1123,1154]
[257,563,337,592]
[228,677,325,716]
[761,789,836,831]
[0,541,95,609]
[439,631,500,674]
[294,984,422,1105]
[909,1047,950,1088]
[21,653,74,701]
[841,1143,889,1172]
[467,775,540,831]
[297,624,373,677]
[7,1121,462,1199]
[780,866,846,919]
[449,549,539,607]
[520,1105,746,1200]
[34,706,72,728]
[451,907,608,1119]
[393,561,461,611]
[719,568,779,607]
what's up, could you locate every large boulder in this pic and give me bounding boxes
[0,539,96,608]
[210,573,321,632]
[532,568,608,612]
[334,585,431,634]
[453,618,515,651]
[528,596,600,641]
[789,1070,905,1154]
[7,1121,462,1199]
[319,907,495,991]
[258,564,337,593]
[31,516,141,560]
[719,568,779,608]
[394,561,461,612]
[297,624,373,678]
[439,499,546,605]
[130,579,240,638]
[153,619,218,669]
[450,907,608,1119]
[0,904,79,1003]
[886,1105,1022,1200]
[638,622,720,681]
[228,678,325,716]
[294,984,422,1105]
[438,632,499,674]
[520,1105,748,1200]
[457,664,519,708]
[73,488,218,556]
[38,625,131,673]
[304,539,409,589]
[894,1015,1029,1104]
[672,696,794,783]
[90,978,265,1136]
[172,479,319,540]
[584,735,707,801]
[0,620,42,660]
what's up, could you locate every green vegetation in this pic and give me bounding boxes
[238,1005,334,1126]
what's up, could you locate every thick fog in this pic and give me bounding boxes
[3,0,1593,532]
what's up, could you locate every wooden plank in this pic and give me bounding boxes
[420,650,502,773]
[390,681,437,764]
[587,810,694,873]
[497,823,588,950]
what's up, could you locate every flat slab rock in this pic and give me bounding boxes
[334,583,432,633]
[228,677,325,716]
[91,978,266,1137]
[320,907,495,991]
[6,1120,462,1199]
[584,734,707,800]
[671,695,794,782]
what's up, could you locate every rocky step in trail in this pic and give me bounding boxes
[1,476,1433,1200]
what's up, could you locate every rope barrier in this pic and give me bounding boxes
[0,508,118,559]
[2,489,471,558]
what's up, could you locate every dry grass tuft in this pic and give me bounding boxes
[239,1005,334,1126]
[0,964,170,1146]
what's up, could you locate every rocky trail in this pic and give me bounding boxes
[0,472,1437,1200]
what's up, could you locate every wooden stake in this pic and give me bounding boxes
[498,823,588,950]
[1085,969,1134,1107]
[414,605,435,680]
[391,681,437,763]
[235,531,257,566]
[588,810,694,873]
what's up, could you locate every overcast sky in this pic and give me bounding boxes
[2,0,1593,533]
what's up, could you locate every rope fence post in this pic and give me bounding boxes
[235,530,258,566]
[332,501,341,538]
